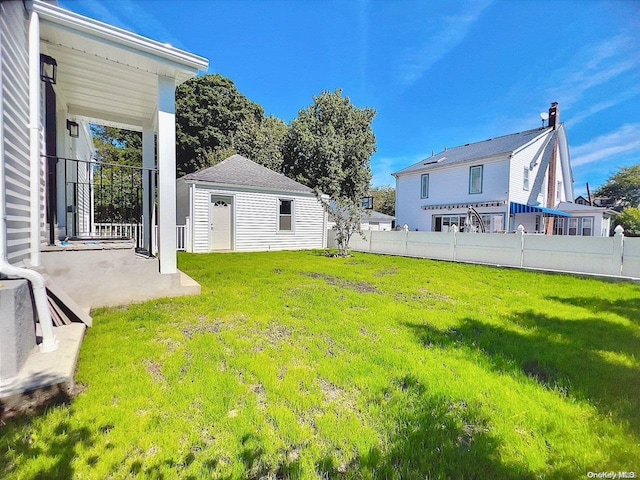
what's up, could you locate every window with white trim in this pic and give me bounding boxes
[523,167,530,191]
[567,217,578,235]
[421,174,429,198]
[556,181,563,201]
[469,165,483,194]
[581,217,593,236]
[278,199,293,231]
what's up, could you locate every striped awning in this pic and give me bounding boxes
[509,202,571,217]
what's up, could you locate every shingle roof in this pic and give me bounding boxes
[393,127,551,176]
[180,154,313,194]
[362,210,395,221]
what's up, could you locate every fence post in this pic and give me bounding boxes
[185,216,191,253]
[613,225,624,276]
[517,224,525,268]
[451,224,458,261]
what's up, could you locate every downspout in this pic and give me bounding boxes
[29,10,41,266]
[0,11,59,353]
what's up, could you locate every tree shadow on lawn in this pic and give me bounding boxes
[403,310,640,436]
[0,415,95,479]
[546,294,640,327]
[313,376,536,480]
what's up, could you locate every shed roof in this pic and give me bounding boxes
[181,155,314,194]
[393,127,551,176]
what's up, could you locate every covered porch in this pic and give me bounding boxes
[34,0,208,274]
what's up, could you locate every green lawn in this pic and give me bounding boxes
[1,251,639,479]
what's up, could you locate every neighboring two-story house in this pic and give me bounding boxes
[393,103,613,236]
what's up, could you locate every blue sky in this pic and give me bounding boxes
[61,0,640,197]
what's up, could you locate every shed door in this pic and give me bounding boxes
[209,196,232,251]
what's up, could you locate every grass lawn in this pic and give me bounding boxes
[1,251,639,479]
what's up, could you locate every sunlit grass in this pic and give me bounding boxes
[1,251,639,479]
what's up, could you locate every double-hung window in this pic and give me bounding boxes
[469,165,483,194]
[581,217,593,236]
[523,167,530,191]
[278,199,293,232]
[421,174,429,198]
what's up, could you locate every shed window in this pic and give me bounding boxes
[421,174,429,198]
[469,165,483,194]
[279,199,293,231]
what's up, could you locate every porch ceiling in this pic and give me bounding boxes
[36,1,208,130]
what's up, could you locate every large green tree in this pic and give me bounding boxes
[594,164,640,209]
[175,74,287,176]
[615,207,640,236]
[369,185,396,216]
[282,89,376,201]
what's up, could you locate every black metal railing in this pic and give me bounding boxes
[43,155,157,254]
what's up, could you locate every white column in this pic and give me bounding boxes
[28,12,41,265]
[157,76,177,274]
[142,124,155,254]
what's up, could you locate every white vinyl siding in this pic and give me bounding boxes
[1,3,31,263]
[189,185,325,252]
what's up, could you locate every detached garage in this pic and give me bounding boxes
[177,155,328,252]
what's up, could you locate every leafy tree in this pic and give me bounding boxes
[176,74,288,176]
[235,115,288,171]
[370,185,396,216]
[594,164,640,209]
[283,90,376,256]
[282,89,376,201]
[615,207,640,236]
[91,125,141,166]
[329,198,364,257]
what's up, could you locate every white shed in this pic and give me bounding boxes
[177,155,328,252]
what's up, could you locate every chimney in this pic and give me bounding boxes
[548,102,559,129]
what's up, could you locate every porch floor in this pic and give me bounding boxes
[0,323,85,406]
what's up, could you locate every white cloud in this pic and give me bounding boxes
[571,124,640,167]
[398,0,493,85]
[546,35,638,110]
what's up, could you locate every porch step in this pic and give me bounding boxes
[45,275,93,327]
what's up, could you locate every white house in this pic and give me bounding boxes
[328,209,395,231]
[177,155,328,252]
[1,0,207,396]
[394,103,612,236]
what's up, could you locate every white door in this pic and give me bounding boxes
[209,196,232,251]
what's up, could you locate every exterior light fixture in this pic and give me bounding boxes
[66,120,79,138]
[40,54,57,84]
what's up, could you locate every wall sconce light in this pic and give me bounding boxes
[67,120,79,138]
[40,54,57,84]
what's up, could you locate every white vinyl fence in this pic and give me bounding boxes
[328,225,640,279]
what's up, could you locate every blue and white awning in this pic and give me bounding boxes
[509,202,571,217]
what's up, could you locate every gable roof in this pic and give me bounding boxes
[393,127,552,176]
[362,210,395,222]
[180,155,314,194]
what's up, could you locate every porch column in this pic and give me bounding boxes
[28,12,41,265]
[157,76,177,274]
[142,124,155,255]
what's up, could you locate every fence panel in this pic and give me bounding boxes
[622,237,640,278]
[370,231,406,255]
[523,235,619,275]
[406,231,453,260]
[456,233,522,266]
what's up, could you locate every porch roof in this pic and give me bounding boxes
[509,202,571,218]
[33,0,208,130]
